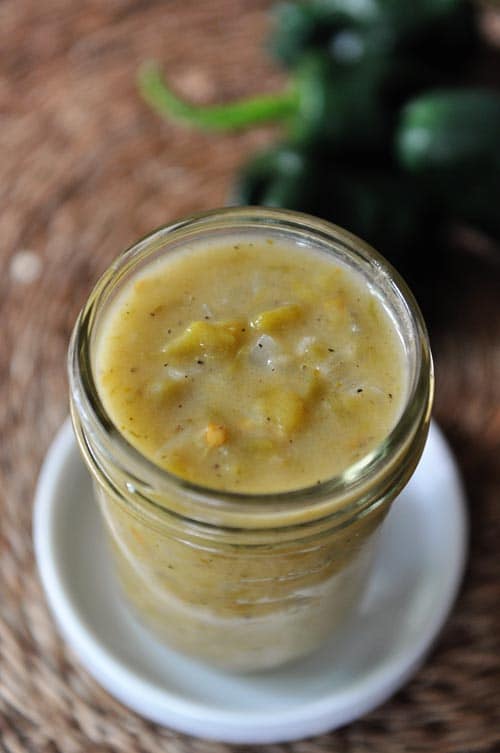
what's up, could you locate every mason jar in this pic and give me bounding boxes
[68,207,433,672]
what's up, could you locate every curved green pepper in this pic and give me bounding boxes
[396,88,500,238]
[397,89,500,172]
[138,61,298,131]
[139,51,390,152]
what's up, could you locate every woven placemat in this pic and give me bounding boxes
[1,1,499,751]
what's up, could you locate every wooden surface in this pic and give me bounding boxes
[1,1,499,751]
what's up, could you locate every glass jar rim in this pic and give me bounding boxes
[69,206,433,530]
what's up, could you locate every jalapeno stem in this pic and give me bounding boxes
[138,62,298,131]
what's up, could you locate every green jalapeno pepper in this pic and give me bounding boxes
[397,89,500,237]
[397,89,500,172]
[138,51,390,151]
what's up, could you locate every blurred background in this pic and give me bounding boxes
[1,1,499,751]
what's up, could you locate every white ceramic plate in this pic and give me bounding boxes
[33,419,467,744]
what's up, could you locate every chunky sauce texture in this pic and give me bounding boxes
[95,238,406,493]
